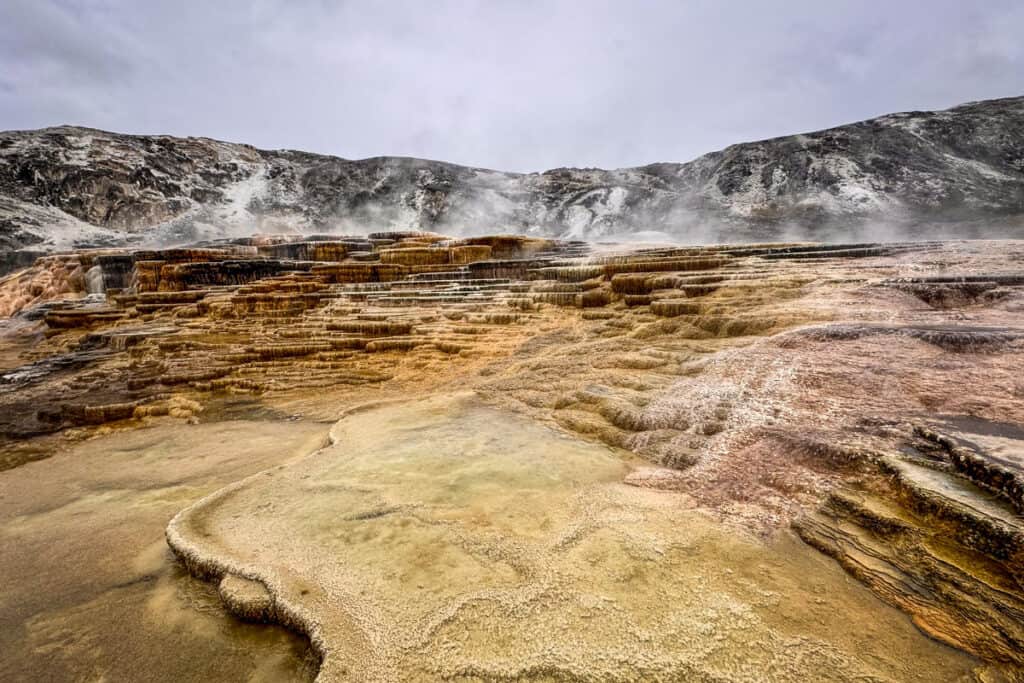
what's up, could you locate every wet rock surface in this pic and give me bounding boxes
[166,393,979,682]
[1,233,1023,680]
[0,419,326,682]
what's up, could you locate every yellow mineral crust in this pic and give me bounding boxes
[1,235,1023,679]
[166,393,976,682]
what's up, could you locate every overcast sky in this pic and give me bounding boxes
[1,1,1022,172]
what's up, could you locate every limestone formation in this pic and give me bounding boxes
[1,232,1023,680]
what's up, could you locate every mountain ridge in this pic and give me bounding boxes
[1,95,1022,269]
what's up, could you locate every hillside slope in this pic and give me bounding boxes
[1,96,1022,266]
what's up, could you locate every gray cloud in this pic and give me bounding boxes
[1,0,1022,172]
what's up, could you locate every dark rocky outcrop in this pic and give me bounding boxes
[1,97,1022,270]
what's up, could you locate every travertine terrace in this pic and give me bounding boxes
[1,232,1023,680]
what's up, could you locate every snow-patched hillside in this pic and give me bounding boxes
[1,96,1022,266]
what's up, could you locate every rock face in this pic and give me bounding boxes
[1,97,1022,267]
